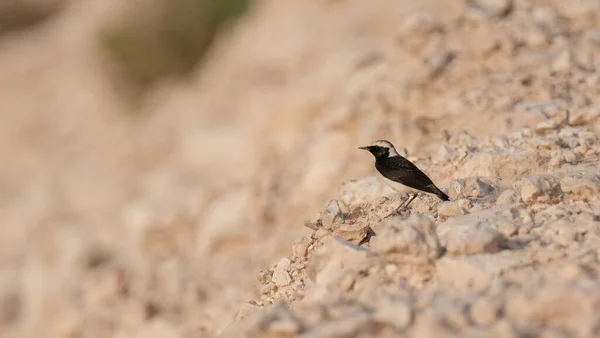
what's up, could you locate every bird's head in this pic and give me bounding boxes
[358,140,399,158]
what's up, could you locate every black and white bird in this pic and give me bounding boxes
[359,140,449,212]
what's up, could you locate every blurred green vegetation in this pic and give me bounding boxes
[101,0,251,96]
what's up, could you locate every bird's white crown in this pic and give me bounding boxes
[371,140,399,156]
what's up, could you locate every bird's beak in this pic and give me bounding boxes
[358,146,370,151]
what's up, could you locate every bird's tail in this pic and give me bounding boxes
[430,185,450,201]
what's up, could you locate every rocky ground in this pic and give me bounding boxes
[226,122,600,337]
[1,0,600,337]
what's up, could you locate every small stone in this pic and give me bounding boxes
[496,189,519,205]
[260,284,274,295]
[272,270,292,287]
[569,109,598,126]
[520,174,562,203]
[333,224,372,245]
[437,201,467,219]
[320,200,343,230]
[314,228,330,239]
[258,270,273,285]
[276,258,291,271]
[293,237,313,258]
[448,177,498,199]
[535,119,558,135]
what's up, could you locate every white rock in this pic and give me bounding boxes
[339,176,396,208]
[448,177,498,199]
[272,270,292,287]
[305,237,371,298]
[320,200,343,230]
[436,252,533,291]
[276,257,291,271]
[443,222,506,256]
[496,189,520,205]
[439,204,533,239]
[333,223,372,245]
[370,214,441,264]
[460,151,546,178]
[437,201,467,219]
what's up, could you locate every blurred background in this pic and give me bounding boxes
[2,0,600,337]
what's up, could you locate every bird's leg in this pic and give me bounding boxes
[395,195,409,211]
[397,194,418,212]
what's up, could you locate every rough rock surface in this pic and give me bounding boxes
[3,0,600,337]
[228,122,600,337]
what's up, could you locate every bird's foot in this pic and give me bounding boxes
[384,206,411,219]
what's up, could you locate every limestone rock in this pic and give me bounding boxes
[305,237,372,294]
[338,176,395,208]
[332,223,372,245]
[439,204,533,240]
[448,176,498,199]
[319,200,343,230]
[460,151,547,178]
[560,170,600,201]
[370,214,442,264]
[443,222,506,256]
[292,237,313,259]
[436,252,534,290]
[496,189,520,205]
[437,200,467,219]
[520,175,563,203]
[272,258,292,286]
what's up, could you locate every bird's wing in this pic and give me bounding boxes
[376,157,438,193]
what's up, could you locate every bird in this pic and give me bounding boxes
[358,140,449,212]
